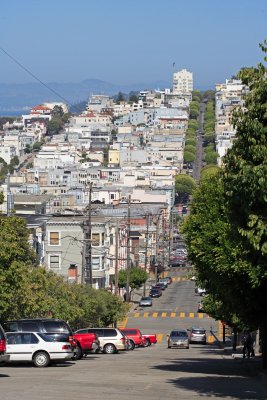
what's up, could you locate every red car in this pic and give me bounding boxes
[73,330,100,360]
[142,334,157,347]
[120,328,143,350]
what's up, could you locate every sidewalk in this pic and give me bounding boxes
[128,277,156,312]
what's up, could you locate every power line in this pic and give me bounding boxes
[0,46,81,113]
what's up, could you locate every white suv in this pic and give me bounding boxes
[6,332,74,367]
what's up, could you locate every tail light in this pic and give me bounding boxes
[0,339,6,353]
[69,335,75,345]
[62,344,71,350]
[120,337,126,342]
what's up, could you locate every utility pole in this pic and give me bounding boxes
[143,213,150,296]
[84,182,93,286]
[154,214,160,284]
[125,195,131,302]
[114,219,119,296]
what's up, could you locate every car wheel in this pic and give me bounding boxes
[33,351,50,368]
[145,338,151,347]
[186,346,189,349]
[103,343,117,354]
[129,340,135,350]
[72,345,83,360]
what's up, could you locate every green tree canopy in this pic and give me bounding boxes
[184,150,195,163]
[184,145,196,154]
[205,151,218,164]
[185,139,197,146]
[175,174,196,195]
[118,267,148,291]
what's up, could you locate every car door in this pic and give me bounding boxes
[6,333,39,361]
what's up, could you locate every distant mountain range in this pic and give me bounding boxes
[0,79,171,116]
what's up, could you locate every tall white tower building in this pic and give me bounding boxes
[173,69,193,94]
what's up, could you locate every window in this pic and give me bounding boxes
[92,233,100,246]
[43,320,69,333]
[92,257,100,270]
[109,234,114,245]
[21,321,39,331]
[102,233,105,246]
[49,255,60,269]
[103,329,117,337]
[110,194,115,199]
[49,232,59,245]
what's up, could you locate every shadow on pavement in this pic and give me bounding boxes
[152,357,266,399]
[0,374,9,378]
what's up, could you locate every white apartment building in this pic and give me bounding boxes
[0,145,16,164]
[173,69,193,94]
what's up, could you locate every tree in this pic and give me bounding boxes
[183,151,195,163]
[182,174,257,336]
[47,116,63,135]
[118,267,148,291]
[129,93,138,103]
[183,41,267,369]
[200,165,219,179]
[10,156,19,167]
[205,151,218,164]
[33,141,42,151]
[189,108,199,119]
[175,174,196,195]
[222,41,267,367]
[184,145,196,154]
[185,139,197,147]
[116,92,125,104]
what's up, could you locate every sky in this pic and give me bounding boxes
[0,0,266,89]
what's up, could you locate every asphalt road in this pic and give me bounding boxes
[1,269,266,400]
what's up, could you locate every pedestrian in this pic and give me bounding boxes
[242,332,253,358]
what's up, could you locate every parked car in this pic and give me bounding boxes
[6,331,74,367]
[167,329,189,349]
[120,328,143,350]
[165,276,173,285]
[197,302,204,313]
[188,327,207,344]
[158,278,169,288]
[73,330,100,360]
[139,296,153,307]
[153,283,166,291]
[142,334,157,347]
[195,287,206,296]
[3,319,74,345]
[75,328,128,354]
[149,288,162,298]
[0,324,10,365]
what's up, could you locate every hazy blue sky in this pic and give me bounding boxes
[0,0,266,89]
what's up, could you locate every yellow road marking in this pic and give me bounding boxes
[152,312,158,318]
[177,277,181,282]
[189,312,194,318]
[134,312,140,318]
[182,277,186,281]
[170,312,176,318]
[157,334,163,343]
[198,313,204,318]
[208,335,214,343]
[117,317,128,329]
[179,312,185,318]
[162,312,167,318]
[144,312,149,318]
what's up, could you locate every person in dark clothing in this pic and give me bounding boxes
[242,332,253,358]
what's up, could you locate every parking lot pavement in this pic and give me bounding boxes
[1,341,266,400]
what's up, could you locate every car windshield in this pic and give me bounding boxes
[170,331,188,337]
[141,297,151,301]
[192,329,206,334]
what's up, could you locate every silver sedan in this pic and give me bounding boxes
[139,296,153,307]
